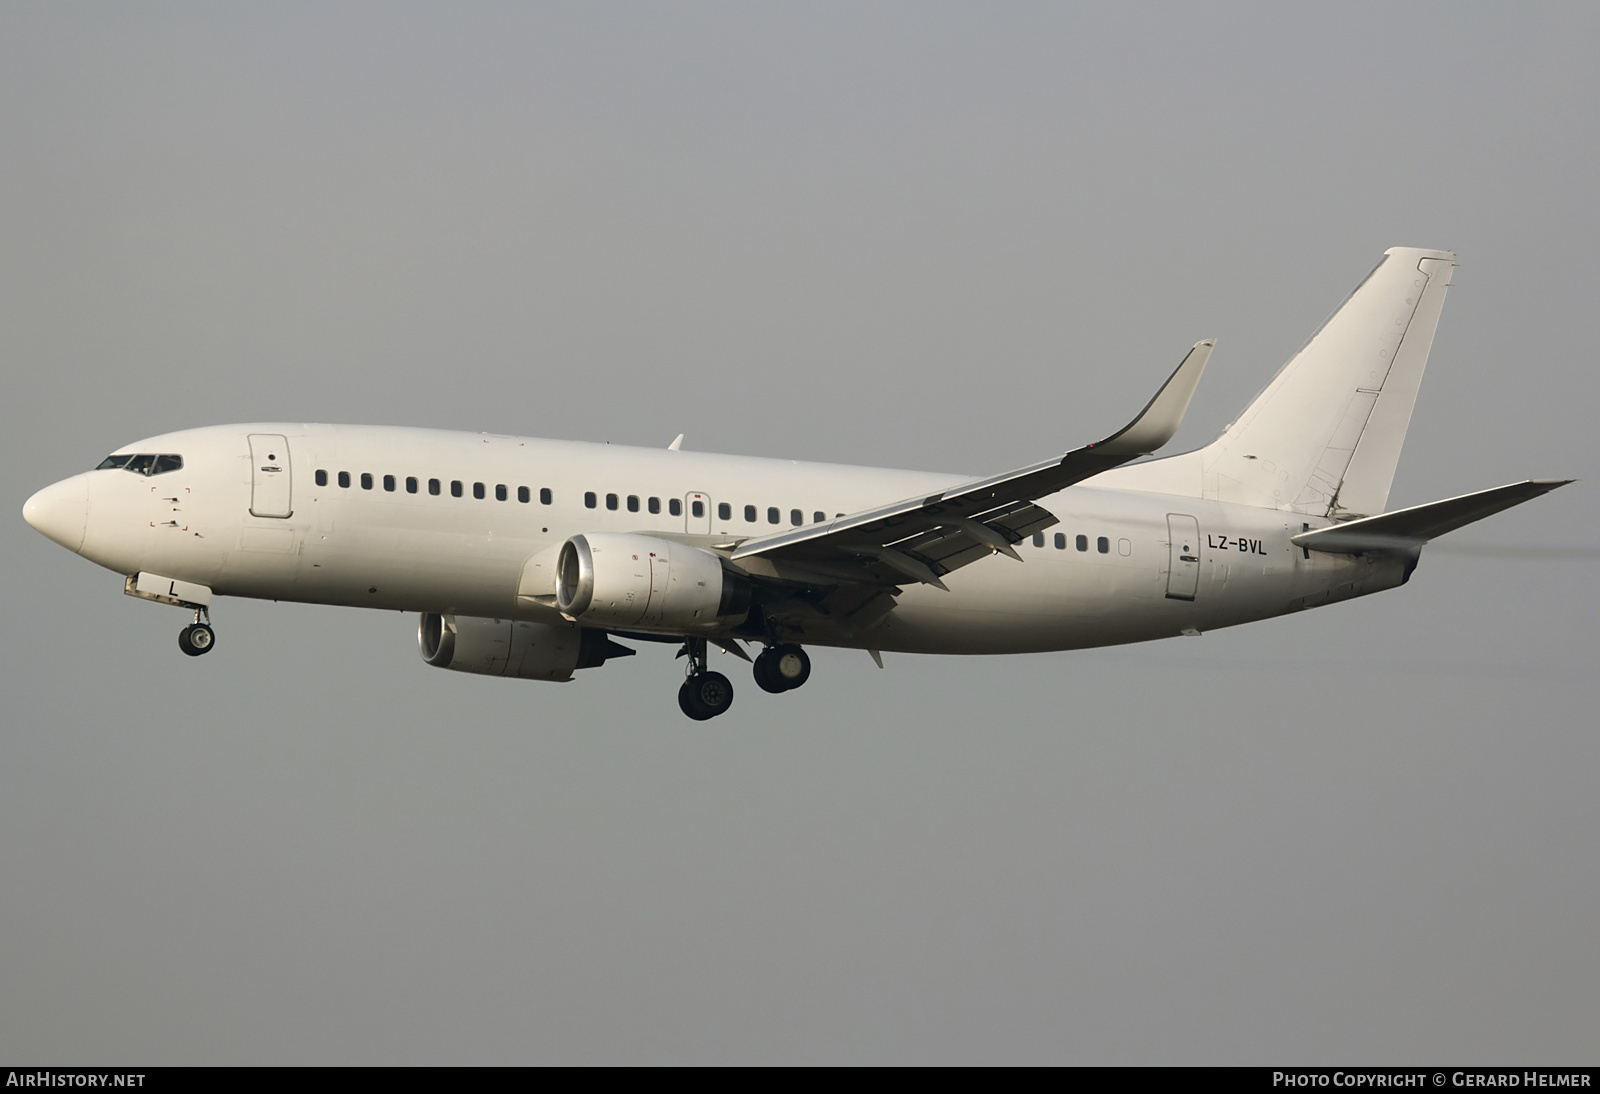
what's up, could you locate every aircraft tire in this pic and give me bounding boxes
[179,623,215,657]
[769,644,810,690]
[678,671,734,720]
[677,678,707,719]
[753,651,788,694]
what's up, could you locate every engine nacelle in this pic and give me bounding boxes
[554,532,752,631]
[418,613,632,681]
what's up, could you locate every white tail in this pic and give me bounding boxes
[1098,247,1455,517]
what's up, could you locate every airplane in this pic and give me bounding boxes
[22,247,1571,720]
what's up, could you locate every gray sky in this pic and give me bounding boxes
[3,2,1595,1064]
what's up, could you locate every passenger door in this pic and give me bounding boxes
[248,434,293,518]
[1165,513,1200,601]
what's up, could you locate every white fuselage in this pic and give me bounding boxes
[36,422,1411,655]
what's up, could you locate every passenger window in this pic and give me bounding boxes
[429,478,441,496]
[315,470,328,487]
[406,477,418,494]
[517,485,529,503]
[1097,536,1109,554]
[451,480,463,498]
[814,511,825,523]
[669,498,682,516]
[790,509,803,526]
[692,500,705,518]
[361,473,373,490]
[584,491,597,509]
[627,495,639,512]
[1033,532,1045,547]
[1118,538,1132,556]
[767,507,780,524]
[495,484,507,501]
[605,493,618,510]
[1054,533,1066,549]
[717,502,731,520]
[540,488,552,505]
[473,482,486,500]
[384,475,396,492]
[744,505,757,522]
[1076,534,1088,552]
[338,472,351,488]
[649,497,662,514]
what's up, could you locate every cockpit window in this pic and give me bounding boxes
[95,453,183,476]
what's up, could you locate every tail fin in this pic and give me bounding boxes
[1099,247,1456,515]
[1204,246,1455,516]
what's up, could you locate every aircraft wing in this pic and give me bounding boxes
[729,341,1213,590]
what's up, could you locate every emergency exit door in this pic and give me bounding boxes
[684,492,712,534]
[1166,513,1200,601]
[248,434,293,518]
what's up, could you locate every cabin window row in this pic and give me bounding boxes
[315,469,553,505]
[581,494,837,526]
[583,492,689,517]
[1032,531,1129,555]
[313,472,839,526]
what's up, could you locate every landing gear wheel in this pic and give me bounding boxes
[178,622,215,657]
[755,644,810,692]
[753,652,787,694]
[678,671,734,720]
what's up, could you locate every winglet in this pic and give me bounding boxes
[1092,340,1213,456]
[667,434,685,451]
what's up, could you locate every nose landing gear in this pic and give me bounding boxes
[754,643,810,693]
[677,637,734,720]
[178,608,215,657]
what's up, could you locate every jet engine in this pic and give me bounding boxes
[554,532,752,631]
[418,613,633,681]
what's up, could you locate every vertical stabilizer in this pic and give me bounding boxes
[1196,247,1455,516]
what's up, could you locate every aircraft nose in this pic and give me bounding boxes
[23,475,89,553]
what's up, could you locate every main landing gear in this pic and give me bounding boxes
[178,608,215,657]
[673,638,813,719]
[753,643,810,694]
[677,637,734,721]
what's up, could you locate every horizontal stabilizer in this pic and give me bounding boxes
[1291,479,1573,554]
